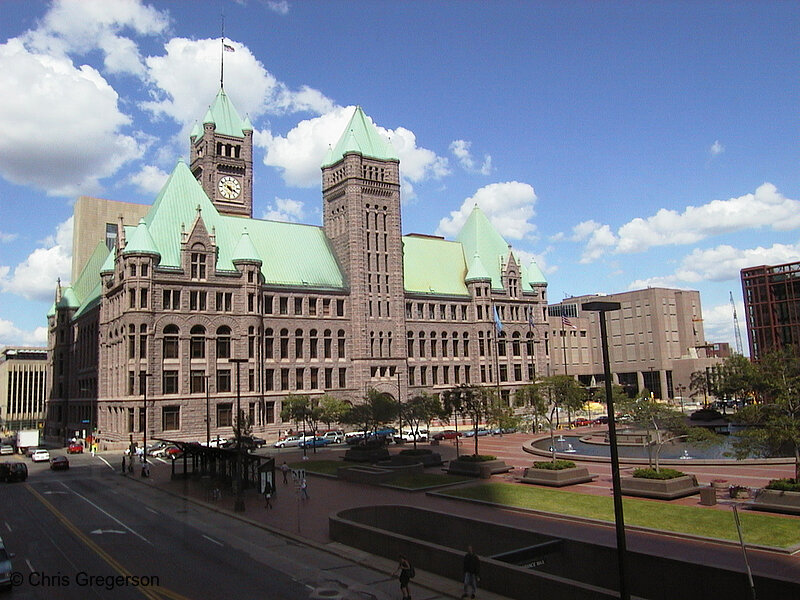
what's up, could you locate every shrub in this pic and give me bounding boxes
[766,478,800,492]
[398,448,433,457]
[632,467,686,480]
[456,454,497,462]
[532,460,576,470]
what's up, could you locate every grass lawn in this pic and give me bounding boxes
[439,482,800,548]
[289,460,342,476]
[386,472,472,490]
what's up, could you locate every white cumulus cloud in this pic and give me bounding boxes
[266,1,290,15]
[0,318,48,347]
[449,139,492,175]
[0,39,142,196]
[262,197,305,222]
[710,140,724,156]
[0,217,73,302]
[436,181,537,240]
[127,164,169,195]
[572,220,618,263]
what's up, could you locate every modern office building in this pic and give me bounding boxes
[46,89,550,448]
[546,288,725,400]
[0,346,48,432]
[741,260,800,360]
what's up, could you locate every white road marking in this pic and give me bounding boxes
[4,522,11,532]
[97,455,114,470]
[58,481,151,545]
[145,506,159,515]
[25,559,34,573]
[90,529,126,535]
[202,534,223,546]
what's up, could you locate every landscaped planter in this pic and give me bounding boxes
[620,474,701,500]
[447,458,511,477]
[386,452,443,468]
[521,466,595,487]
[343,447,391,463]
[750,489,800,516]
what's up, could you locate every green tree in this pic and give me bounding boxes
[713,354,759,405]
[617,392,717,471]
[406,392,445,449]
[732,349,800,479]
[534,376,592,461]
[280,394,324,452]
[442,384,493,456]
[317,394,349,431]
[514,383,545,433]
[340,389,399,445]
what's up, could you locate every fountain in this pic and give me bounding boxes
[679,449,692,460]
[564,443,577,453]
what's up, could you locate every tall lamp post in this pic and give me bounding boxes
[139,372,153,474]
[582,301,628,600]
[229,358,248,512]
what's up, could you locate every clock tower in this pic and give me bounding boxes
[189,88,253,218]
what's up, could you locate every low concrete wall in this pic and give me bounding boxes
[330,505,800,600]
[620,474,701,499]
[750,488,800,515]
[521,466,595,487]
[446,459,511,477]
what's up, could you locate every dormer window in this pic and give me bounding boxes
[190,245,207,280]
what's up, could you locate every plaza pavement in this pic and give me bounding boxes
[130,430,800,598]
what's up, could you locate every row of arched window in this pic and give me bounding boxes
[407,331,470,359]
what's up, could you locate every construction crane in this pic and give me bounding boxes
[730,291,744,355]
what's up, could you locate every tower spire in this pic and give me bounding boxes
[220,14,225,89]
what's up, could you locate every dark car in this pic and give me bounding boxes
[298,437,331,449]
[432,430,462,440]
[0,536,15,589]
[0,462,28,482]
[592,416,609,425]
[50,455,70,471]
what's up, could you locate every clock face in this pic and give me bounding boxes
[218,176,241,200]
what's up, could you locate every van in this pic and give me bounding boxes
[321,431,344,444]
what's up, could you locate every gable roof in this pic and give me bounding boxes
[323,106,398,167]
[202,88,248,138]
[403,235,469,296]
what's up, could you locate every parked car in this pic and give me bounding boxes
[0,445,13,456]
[397,429,428,442]
[432,430,462,440]
[0,535,15,589]
[592,416,609,425]
[67,442,84,454]
[573,418,592,427]
[50,455,70,471]
[0,462,28,482]
[298,437,331,449]
[273,435,311,448]
[321,430,345,444]
[31,449,50,463]
[151,444,180,458]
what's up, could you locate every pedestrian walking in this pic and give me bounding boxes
[121,455,126,474]
[392,555,414,600]
[461,545,480,599]
[280,461,290,484]
[264,482,273,509]
[300,477,309,499]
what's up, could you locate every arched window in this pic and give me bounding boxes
[280,328,289,359]
[441,331,448,357]
[295,328,304,359]
[128,324,136,359]
[418,331,426,357]
[498,332,507,357]
[407,331,414,358]
[337,329,346,358]
[430,332,437,357]
[309,329,318,359]
[190,325,206,359]
[139,324,147,359]
[526,332,534,357]
[463,332,470,357]
[512,332,521,357]
[323,329,332,359]
[264,328,274,359]
[216,326,231,359]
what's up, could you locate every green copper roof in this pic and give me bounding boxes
[527,259,547,285]
[122,219,160,257]
[465,252,491,283]
[73,282,102,319]
[455,206,510,291]
[323,106,398,167]
[137,159,344,288]
[241,114,253,132]
[201,88,248,138]
[231,228,261,264]
[403,236,469,296]
[189,120,202,139]
[57,287,80,309]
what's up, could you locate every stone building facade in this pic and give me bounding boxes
[46,90,549,448]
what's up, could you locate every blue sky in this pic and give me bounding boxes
[1,0,799,353]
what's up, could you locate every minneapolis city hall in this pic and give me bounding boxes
[45,87,550,448]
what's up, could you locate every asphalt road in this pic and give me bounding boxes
[1,452,399,600]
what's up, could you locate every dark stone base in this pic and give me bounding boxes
[447,458,511,477]
[620,474,701,499]
[750,489,800,515]
[521,466,596,487]
[343,447,391,463]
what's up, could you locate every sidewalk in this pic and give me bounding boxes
[123,439,800,597]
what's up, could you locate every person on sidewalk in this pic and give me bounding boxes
[462,545,480,599]
[264,482,273,509]
[300,477,309,500]
[280,461,290,484]
[393,555,414,600]
[121,455,126,474]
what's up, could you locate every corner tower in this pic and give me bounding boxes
[321,107,406,387]
[189,89,253,217]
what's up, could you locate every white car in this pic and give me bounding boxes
[321,431,344,444]
[398,430,429,442]
[273,435,307,448]
[31,449,50,463]
[0,444,13,455]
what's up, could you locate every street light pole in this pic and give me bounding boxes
[582,301,628,600]
[140,372,152,474]
[230,357,248,512]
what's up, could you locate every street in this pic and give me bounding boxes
[0,452,401,600]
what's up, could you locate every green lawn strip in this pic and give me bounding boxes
[386,472,472,490]
[439,482,800,548]
[289,460,342,476]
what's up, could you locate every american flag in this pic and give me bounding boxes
[223,44,235,53]
[562,315,576,329]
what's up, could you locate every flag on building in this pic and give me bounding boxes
[527,310,536,330]
[493,306,504,334]
[562,315,576,329]
[223,44,235,52]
